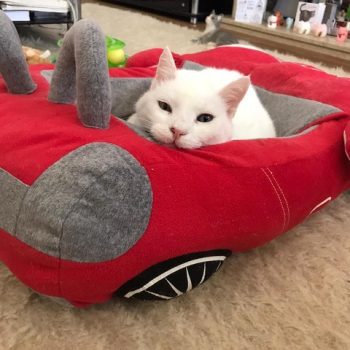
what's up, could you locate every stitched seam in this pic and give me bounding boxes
[343,130,350,161]
[57,166,113,297]
[261,168,286,232]
[308,197,332,217]
[13,186,62,295]
[266,167,290,228]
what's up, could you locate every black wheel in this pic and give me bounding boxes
[116,250,231,300]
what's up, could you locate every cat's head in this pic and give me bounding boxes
[206,10,223,28]
[135,47,250,149]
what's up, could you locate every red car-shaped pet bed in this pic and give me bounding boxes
[1,15,350,307]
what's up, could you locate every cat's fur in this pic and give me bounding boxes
[128,48,276,149]
[192,11,239,46]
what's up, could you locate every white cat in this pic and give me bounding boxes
[128,47,276,149]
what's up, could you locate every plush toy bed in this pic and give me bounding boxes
[1,15,350,307]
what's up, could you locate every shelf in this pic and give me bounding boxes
[13,17,72,26]
[5,0,81,27]
[221,18,350,71]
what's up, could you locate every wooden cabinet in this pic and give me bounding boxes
[221,18,350,71]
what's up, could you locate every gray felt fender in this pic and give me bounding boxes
[48,19,112,129]
[0,11,37,94]
[0,143,153,263]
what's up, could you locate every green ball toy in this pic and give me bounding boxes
[106,36,127,67]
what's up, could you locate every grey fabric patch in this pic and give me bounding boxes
[110,78,151,120]
[48,19,112,129]
[255,87,341,137]
[182,61,205,71]
[280,125,319,139]
[15,143,152,262]
[0,169,29,233]
[41,70,53,84]
[0,11,37,94]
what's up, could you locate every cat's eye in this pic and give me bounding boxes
[158,101,172,113]
[196,114,214,123]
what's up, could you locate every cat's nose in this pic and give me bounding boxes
[170,127,187,139]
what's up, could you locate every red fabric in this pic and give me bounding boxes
[126,48,184,69]
[1,47,350,306]
[127,47,280,75]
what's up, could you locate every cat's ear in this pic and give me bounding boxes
[152,47,177,89]
[219,77,250,117]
